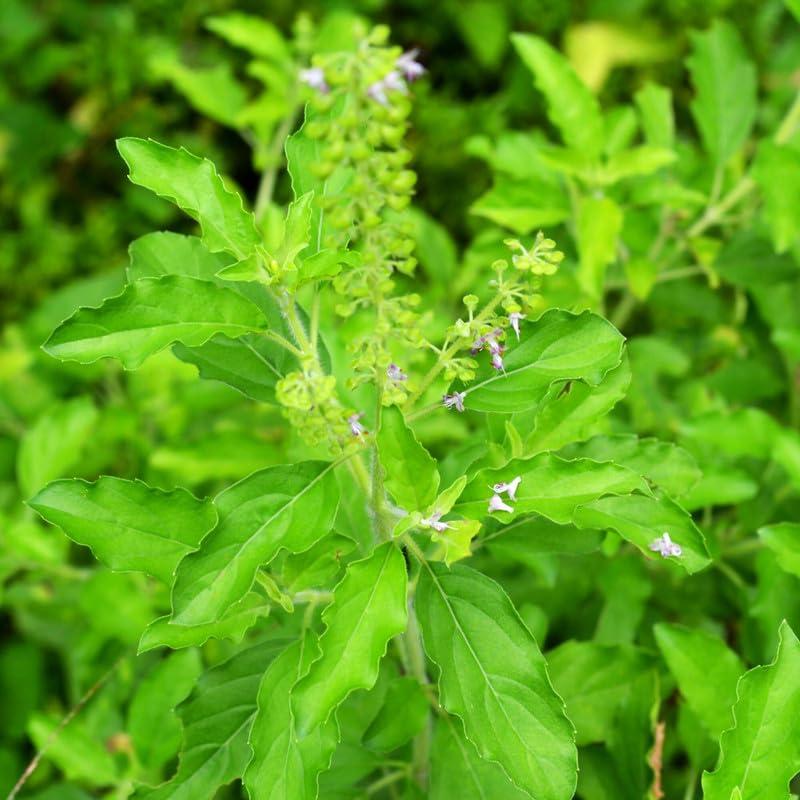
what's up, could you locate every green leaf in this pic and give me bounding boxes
[577,196,623,299]
[431,519,481,566]
[244,635,338,800]
[205,13,290,61]
[456,453,647,524]
[563,434,701,497]
[525,358,631,454]
[293,543,408,734]
[702,622,800,800]
[511,33,604,159]
[429,716,530,800]
[128,650,203,772]
[486,517,604,563]
[573,493,711,573]
[469,176,570,234]
[654,623,744,739]
[138,594,268,653]
[458,309,625,413]
[28,476,216,585]
[634,83,674,148]
[753,141,800,252]
[377,406,440,512]
[686,21,757,166]
[128,232,232,282]
[171,461,339,625]
[757,523,800,577]
[546,641,656,745]
[138,640,285,800]
[600,146,676,183]
[363,676,429,752]
[16,397,98,498]
[43,276,266,370]
[117,137,261,259]
[417,561,578,800]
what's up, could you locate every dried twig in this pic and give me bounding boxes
[649,720,666,800]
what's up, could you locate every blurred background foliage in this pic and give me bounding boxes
[2,0,800,797]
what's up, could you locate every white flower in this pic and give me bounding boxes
[488,493,514,514]
[419,511,452,532]
[492,476,521,501]
[396,49,425,82]
[299,67,328,94]
[491,351,505,371]
[386,363,407,382]
[443,392,466,412]
[367,71,407,106]
[649,532,682,558]
[383,70,407,93]
[348,412,366,437]
[509,312,526,340]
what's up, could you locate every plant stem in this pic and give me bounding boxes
[254,105,302,220]
[365,769,409,795]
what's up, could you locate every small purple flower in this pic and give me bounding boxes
[348,412,367,437]
[396,49,425,82]
[488,493,514,514]
[419,511,452,532]
[383,70,408,93]
[491,351,505,371]
[443,392,466,412]
[509,312,526,340]
[492,476,521,501]
[386,363,407,382]
[649,532,682,558]
[299,67,329,94]
[367,71,407,106]
[367,81,390,106]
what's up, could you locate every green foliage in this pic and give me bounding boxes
[4,3,800,799]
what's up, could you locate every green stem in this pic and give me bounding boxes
[365,769,409,795]
[253,104,302,220]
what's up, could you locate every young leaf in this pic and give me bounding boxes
[577,196,623,299]
[171,461,339,625]
[634,83,674,148]
[16,397,98,498]
[757,522,800,577]
[753,141,800,253]
[456,453,647,524]
[511,33,604,159]
[429,716,530,800]
[654,623,744,739]
[377,406,440,511]
[205,13,290,61]
[117,137,261,259]
[416,561,578,800]
[128,650,203,773]
[43,276,266,370]
[702,622,800,800]
[139,640,285,800]
[686,21,757,166]
[573,493,711,573]
[292,543,408,734]
[525,358,631,454]
[244,635,338,800]
[28,476,216,585]
[459,309,625,413]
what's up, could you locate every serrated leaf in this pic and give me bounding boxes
[44,276,266,369]
[363,676,429,752]
[757,523,800,577]
[430,716,530,800]
[634,83,674,148]
[600,146,676,183]
[702,622,800,800]
[654,623,744,739]
[753,141,800,252]
[28,476,216,585]
[138,594,268,653]
[206,13,290,61]
[511,33,604,159]
[486,517,604,563]
[17,397,98,498]
[456,453,647,524]
[244,635,338,800]
[526,358,631,453]
[117,137,261,259]
[417,561,577,800]
[128,650,203,772]
[377,407,440,512]
[687,21,757,166]
[292,542,408,734]
[137,640,285,800]
[457,309,625,413]
[564,434,701,497]
[546,641,656,745]
[431,519,481,566]
[573,493,711,573]
[171,461,339,625]
[470,176,570,234]
[127,232,232,282]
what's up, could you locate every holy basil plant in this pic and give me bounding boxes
[23,20,800,800]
